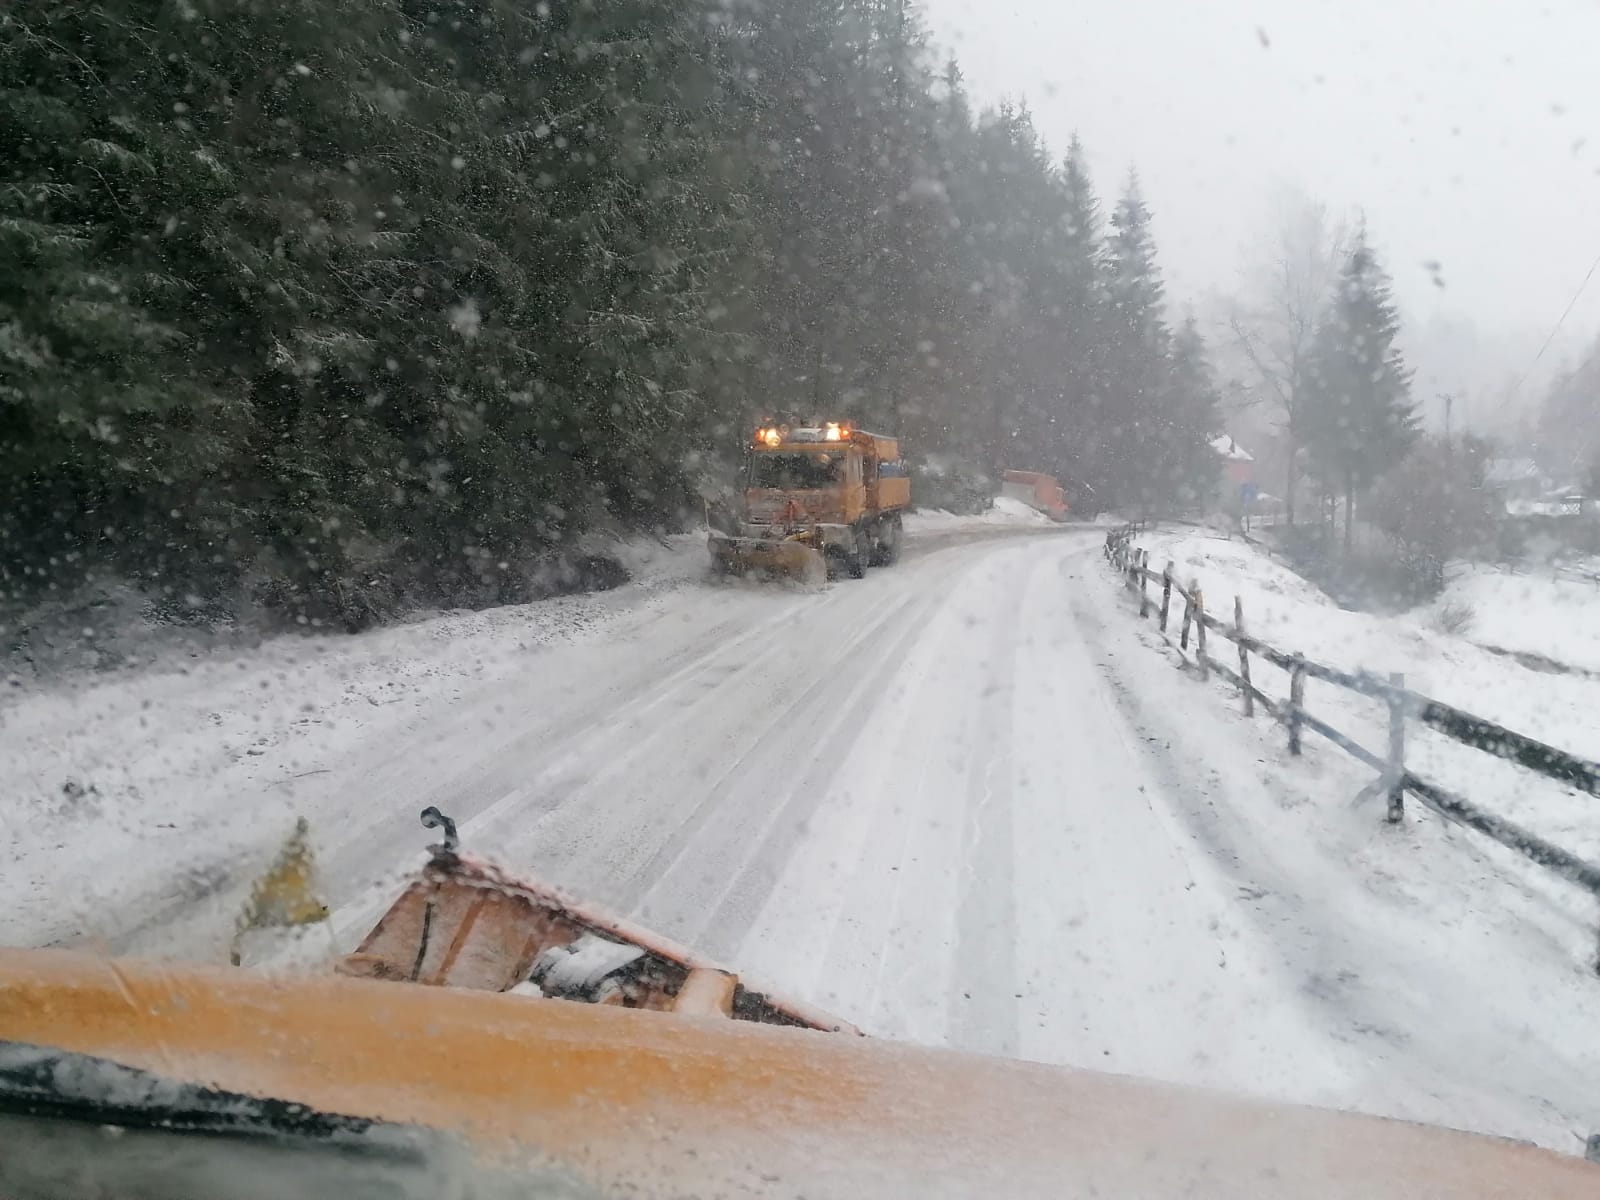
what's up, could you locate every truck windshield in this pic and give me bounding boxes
[750,453,841,490]
[0,1040,533,1200]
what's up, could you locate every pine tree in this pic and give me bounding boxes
[1301,228,1418,550]
[1153,318,1224,511]
[1098,173,1170,510]
[1052,134,1108,500]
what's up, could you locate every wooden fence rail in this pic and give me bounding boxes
[1103,523,1600,970]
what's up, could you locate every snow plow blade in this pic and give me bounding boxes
[334,807,856,1032]
[709,531,826,582]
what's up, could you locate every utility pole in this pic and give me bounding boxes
[1438,392,1454,446]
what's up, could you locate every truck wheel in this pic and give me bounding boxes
[824,546,849,582]
[849,531,868,578]
[873,515,903,566]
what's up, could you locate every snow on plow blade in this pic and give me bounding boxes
[334,807,856,1031]
[709,532,826,583]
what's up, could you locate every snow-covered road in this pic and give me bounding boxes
[5,526,1599,1153]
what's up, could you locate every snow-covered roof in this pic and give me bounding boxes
[1209,434,1253,462]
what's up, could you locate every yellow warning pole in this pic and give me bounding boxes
[230,817,330,965]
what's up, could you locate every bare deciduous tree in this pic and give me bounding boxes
[1224,186,1349,526]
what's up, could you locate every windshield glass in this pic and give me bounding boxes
[6,0,1600,1195]
[751,453,843,490]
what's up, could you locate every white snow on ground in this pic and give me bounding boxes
[1432,560,1600,675]
[0,531,712,949]
[3,521,1599,1157]
[902,495,1053,533]
[0,520,1054,951]
[1133,527,1600,871]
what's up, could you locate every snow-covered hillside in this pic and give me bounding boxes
[1132,528,1600,870]
[1430,560,1600,675]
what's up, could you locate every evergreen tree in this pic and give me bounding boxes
[1098,173,1170,510]
[1054,134,1108,501]
[1151,318,1223,511]
[1301,228,1418,549]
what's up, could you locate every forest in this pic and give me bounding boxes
[2,0,1419,629]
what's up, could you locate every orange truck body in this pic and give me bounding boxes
[3,944,1596,1199]
[1001,469,1070,520]
[740,431,909,526]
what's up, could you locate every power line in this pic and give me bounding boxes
[1511,243,1600,400]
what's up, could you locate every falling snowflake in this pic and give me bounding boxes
[448,299,482,338]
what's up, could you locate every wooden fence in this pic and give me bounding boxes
[1104,523,1600,970]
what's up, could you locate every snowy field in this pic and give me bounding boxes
[1434,559,1600,676]
[3,511,1599,1157]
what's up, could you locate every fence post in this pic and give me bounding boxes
[1235,595,1253,717]
[1288,654,1306,756]
[1159,562,1173,632]
[1193,584,1208,682]
[1138,551,1150,617]
[1179,586,1193,650]
[1385,671,1406,823]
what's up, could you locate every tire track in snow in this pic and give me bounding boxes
[447,603,812,839]
[517,583,936,906]
[780,540,1047,1044]
[685,588,948,962]
[114,598,809,958]
[945,551,1026,1057]
[714,538,1104,1031]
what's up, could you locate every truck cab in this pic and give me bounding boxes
[710,422,911,580]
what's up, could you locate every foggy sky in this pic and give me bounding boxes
[922,0,1600,428]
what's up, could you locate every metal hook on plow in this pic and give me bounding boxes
[420,806,459,862]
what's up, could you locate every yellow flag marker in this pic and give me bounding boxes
[230,817,330,966]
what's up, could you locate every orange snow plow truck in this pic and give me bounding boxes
[1001,468,1070,521]
[709,420,910,582]
[2,808,1598,1199]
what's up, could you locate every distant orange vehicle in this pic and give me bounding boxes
[1001,469,1070,520]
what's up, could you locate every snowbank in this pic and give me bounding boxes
[1,529,709,684]
[905,495,1053,533]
